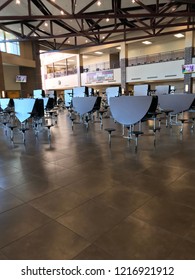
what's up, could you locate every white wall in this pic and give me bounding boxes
[83,54,110,71]
[44,74,78,90]
[126,60,184,83]
[128,38,185,58]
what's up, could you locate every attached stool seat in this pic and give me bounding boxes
[99,109,107,128]
[153,127,161,146]
[70,114,76,130]
[2,121,9,135]
[20,127,29,144]
[45,124,54,140]
[178,118,188,133]
[8,125,17,141]
[161,109,173,127]
[104,128,116,146]
[131,130,144,152]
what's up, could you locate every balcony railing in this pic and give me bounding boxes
[128,49,184,66]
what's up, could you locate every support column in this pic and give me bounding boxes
[77,54,83,87]
[0,52,5,97]
[32,42,42,88]
[20,42,42,97]
[184,31,194,93]
[120,42,128,94]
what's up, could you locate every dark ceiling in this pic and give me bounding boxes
[0,0,195,51]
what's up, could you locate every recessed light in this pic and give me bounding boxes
[116,46,121,50]
[142,41,152,45]
[97,1,101,6]
[16,0,20,4]
[95,51,103,55]
[44,22,48,27]
[174,33,184,38]
[106,18,109,22]
[61,10,64,15]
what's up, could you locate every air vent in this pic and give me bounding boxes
[165,74,177,77]
[131,78,141,80]
[147,76,158,79]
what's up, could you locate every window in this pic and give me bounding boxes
[0,30,20,55]
[0,30,6,52]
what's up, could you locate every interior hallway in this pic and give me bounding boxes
[0,110,195,260]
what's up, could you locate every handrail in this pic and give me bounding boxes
[128,49,184,66]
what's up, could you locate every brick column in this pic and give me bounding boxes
[120,42,128,94]
[32,42,42,88]
[184,32,194,93]
[77,54,83,87]
[0,52,5,96]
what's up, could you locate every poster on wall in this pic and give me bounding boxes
[182,64,195,74]
[86,70,114,83]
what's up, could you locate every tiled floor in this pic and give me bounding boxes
[1,109,195,260]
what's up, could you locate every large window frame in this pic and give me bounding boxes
[0,30,20,55]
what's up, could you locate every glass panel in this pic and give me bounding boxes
[6,41,20,55]
[0,30,6,52]
[0,31,21,55]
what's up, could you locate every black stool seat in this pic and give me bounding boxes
[160,109,173,127]
[178,118,188,123]
[8,125,17,129]
[104,128,116,146]
[131,131,144,152]
[162,109,173,114]
[20,127,29,133]
[153,127,161,132]
[8,125,17,141]
[45,124,54,140]
[45,124,54,129]
[19,127,29,144]
[104,128,116,133]
[132,130,144,136]
[178,118,188,133]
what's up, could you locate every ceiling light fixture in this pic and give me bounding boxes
[97,1,101,6]
[61,10,64,15]
[174,33,184,38]
[16,0,20,4]
[132,0,136,3]
[95,51,103,55]
[106,18,109,22]
[116,46,121,50]
[44,22,48,27]
[142,41,152,45]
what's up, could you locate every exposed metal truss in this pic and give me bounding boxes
[0,0,195,51]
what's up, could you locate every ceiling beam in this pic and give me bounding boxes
[1,11,195,21]
[0,0,13,12]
